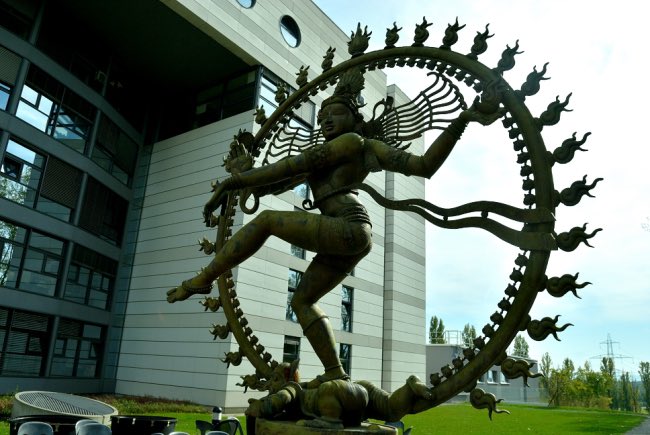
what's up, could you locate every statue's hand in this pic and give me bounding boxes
[460,97,505,126]
[226,153,253,174]
[203,180,229,226]
[225,137,253,174]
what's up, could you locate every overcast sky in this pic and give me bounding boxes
[314,0,649,378]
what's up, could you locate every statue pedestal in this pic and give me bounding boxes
[255,419,397,435]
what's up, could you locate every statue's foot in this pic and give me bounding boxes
[407,375,434,400]
[166,279,213,303]
[305,372,350,389]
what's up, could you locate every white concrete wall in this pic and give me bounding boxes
[381,85,427,392]
[115,112,252,406]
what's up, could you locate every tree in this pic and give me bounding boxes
[562,358,575,378]
[618,371,640,412]
[512,334,530,358]
[639,361,650,412]
[540,352,553,392]
[600,357,616,409]
[428,316,445,344]
[461,323,476,348]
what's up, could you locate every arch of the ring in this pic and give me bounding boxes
[209,44,556,408]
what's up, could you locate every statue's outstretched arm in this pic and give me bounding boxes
[367,105,502,179]
[203,133,365,220]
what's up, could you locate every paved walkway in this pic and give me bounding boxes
[626,416,650,434]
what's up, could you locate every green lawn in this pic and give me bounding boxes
[0,403,645,434]
[400,403,646,434]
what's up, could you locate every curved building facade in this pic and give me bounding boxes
[0,0,427,411]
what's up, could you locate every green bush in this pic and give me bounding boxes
[83,394,210,414]
[0,395,12,419]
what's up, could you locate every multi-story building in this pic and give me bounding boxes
[0,0,426,410]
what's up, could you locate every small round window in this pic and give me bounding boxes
[280,15,301,48]
[236,0,255,8]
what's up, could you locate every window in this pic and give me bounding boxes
[283,336,300,363]
[64,245,117,310]
[290,244,305,259]
[341,285,353,332]
[0,218,26,288]
[1,138,81,222]
[340,343,351,376]
[286,269,302,322]
[16,65,95,154]
[79,177,128,246]
[50,318,103,378]
[258,71,315,127]
[0,307,50,377]
[193,70,257,130]
[280,15,301,48]
[0,219,65,296]
[19,229,65,296]
[0,0,39,38]
[0,81,10,111]
[92,115,138,185]
[236,0,256,8]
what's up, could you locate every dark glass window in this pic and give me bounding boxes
[92,114,138,185]
[79,177,128,246]
[0,307,50,377]
[290,244,305,260]
[286,269,302,322]
[0,218,26,288]
[1,138,80,222]
[0,81,11,111]
[50,318,103,378]
[341,285,353,332]
[0,0,39,38]
[0,220,65,297]
[280,16,301,48]
[283,335,300,363]
[19,229,65,296]
[64,245,116,310]
[340,343,351,376]
[258,72,314,127]
[193,70,257,129]
[17,65,96,154]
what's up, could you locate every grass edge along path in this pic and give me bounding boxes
[0,396,647,434]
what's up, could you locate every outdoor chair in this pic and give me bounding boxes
[205,431,229,435]
[76,423,111,435]
[75,419,99,432]
[195,420,213,435]
[17,421,54,435]
[214,417,243,435]
[168,432,190,435]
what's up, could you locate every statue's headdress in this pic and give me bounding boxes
[318,68,365,123]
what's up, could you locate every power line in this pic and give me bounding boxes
[590,333,632,375]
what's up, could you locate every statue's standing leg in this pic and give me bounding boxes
[291,247,370,382]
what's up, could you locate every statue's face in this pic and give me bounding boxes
[319,102,357,140]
